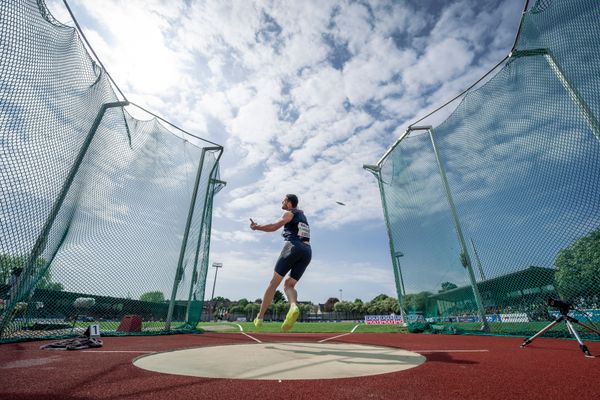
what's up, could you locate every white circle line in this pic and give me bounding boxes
[411,349,489,353]
[133,342,427,380]
[81,350,157,353]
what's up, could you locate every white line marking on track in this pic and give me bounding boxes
[318,324,361,343]
[242,333,262,343]
[411,349,489,353]
[81,350,157,353]
[236,323,262,343]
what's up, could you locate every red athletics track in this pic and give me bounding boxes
[1,332,598,400]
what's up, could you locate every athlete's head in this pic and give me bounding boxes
[282,194,298,209]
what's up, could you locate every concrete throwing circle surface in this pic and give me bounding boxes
[133,342,426,380]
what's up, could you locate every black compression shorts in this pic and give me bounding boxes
[274,240,312,281]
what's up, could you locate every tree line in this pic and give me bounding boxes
[3,226,599,311]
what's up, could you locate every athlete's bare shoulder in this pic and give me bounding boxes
[281,210,294,222]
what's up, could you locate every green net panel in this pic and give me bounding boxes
[373,0,600,337]
[0,1,224,342]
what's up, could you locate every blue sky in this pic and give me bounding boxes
[46,0,524,304]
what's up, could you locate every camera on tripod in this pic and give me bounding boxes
[521,296,599,357]
[546,297,573,314]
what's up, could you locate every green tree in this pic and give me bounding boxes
[439,282,458,293]
[365,300,384,314]
[554,228,600,300]
[229,298,249,314]
[244,302,261,319]
[333,300,353,313]
[273,290,285,303]
[298,302,315,314]
[371,294,389,302]
[364,295,398,314]
[351,299,364,314]
[140,291,165,303]
[274,301,287,320]
[37,278,63,291]
[382,297,400,313]
[403,291,432,312]
[0,253,63,291]
[1,253,22,283]
[229,304,244,313]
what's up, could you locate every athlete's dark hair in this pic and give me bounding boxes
[285,194,298,208]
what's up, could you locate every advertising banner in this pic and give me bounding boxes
[364,315,403,325]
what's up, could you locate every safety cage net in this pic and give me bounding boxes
[0,0,224,343]
[371,0,600,338]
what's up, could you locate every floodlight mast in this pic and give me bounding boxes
[209,262,223,322]
[210,262,223,301]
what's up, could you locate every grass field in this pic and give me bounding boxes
[59,320,600,340]
[64,320,405,334]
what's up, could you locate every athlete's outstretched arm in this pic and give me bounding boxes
[250,211,293,232]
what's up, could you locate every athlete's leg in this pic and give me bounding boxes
[258,271,284,319]
[285,243,311,307]
[283,277,298,307]
[282,276,301,331]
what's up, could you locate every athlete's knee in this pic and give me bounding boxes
[284,277,297,289]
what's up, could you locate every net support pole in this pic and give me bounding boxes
[166,147,223,330]
[0,101,128,336]
[363,165,407,325]
[511,49,600,144]
[471,238,487,281]
[543,52,600,143]
[192,180,226,324]
[427,127,490,332]
[186,186,214,323]
[184,175,225,325]
[193,211,214,322]
[184,190,211,324]
[395,251,408,321]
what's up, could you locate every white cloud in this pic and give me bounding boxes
[212,229,259,244]
[402,37,474,94]
[291,66,346,111]
[75,1,188,96]
[34,0,527,303]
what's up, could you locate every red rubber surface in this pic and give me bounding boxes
[1,333,598,400]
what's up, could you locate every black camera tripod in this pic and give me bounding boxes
[520,306,600,358]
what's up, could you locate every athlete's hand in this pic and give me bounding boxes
[250,218,258,231]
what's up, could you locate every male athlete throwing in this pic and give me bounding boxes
[250,194,312,331]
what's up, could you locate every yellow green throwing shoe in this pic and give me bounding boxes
[281,305,300,332]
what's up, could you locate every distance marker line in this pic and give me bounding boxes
[236,323,262,343]
[318,324,360,343]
